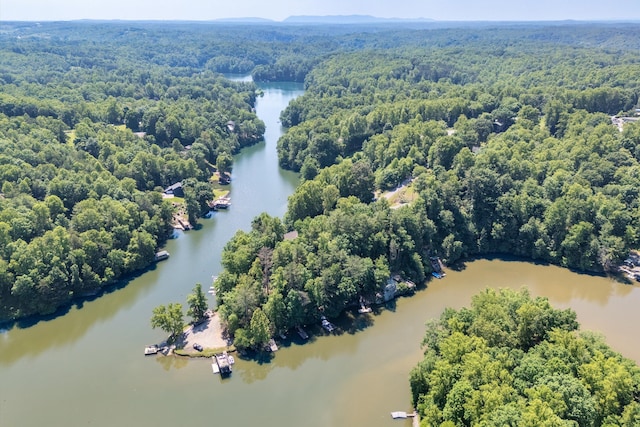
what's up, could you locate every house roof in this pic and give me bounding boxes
[164,182,183,192]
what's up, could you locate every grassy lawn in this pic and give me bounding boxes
[174,345,236,358]
[167,196,185,204]
[380,183,417,207]
[213,188,230,199]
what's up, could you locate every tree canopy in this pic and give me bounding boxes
[187,283,209,324]
[410,288,640,426]
[3,21,640,331]
[0,22,269,321]
[150,302,185,342]
[208,21,640,362]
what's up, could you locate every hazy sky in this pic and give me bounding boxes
[1,0,639,22]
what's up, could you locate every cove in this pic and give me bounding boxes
[0,79,639,427]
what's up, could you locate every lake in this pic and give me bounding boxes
[1,79,639,427]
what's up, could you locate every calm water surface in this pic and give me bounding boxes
[1,80,639,427]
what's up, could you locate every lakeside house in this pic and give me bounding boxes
[283,230,299,240]
[163,182,184,197]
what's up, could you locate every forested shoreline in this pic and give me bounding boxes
[2,21,640,333]
[0,22,277,321]
[213,22,640,351]
[410,289,640,425]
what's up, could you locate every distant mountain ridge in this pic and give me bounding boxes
[283,15,433,24]
[209,15,433,24]
[213,17,275,23]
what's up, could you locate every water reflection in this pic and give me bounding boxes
[0,267,164,366]
[154,353,189,371]
[2,75,640,427]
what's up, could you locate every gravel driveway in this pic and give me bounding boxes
[178,312,230,354]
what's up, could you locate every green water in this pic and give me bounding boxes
[1,81,639,427]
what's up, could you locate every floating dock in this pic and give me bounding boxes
[212,352,234,376]
[154,251,170,262]
[391,411,416,419]
[210,197,231,210]
[144,345,159,355]
[268,338,278,352]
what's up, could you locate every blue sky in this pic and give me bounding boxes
[1,0,639,22]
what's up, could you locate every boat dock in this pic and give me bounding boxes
[211,352,234,376]
[391,411,416,419]
[267,338,278,352]
[358,305,372,314]
[296,326,309,340]
[430,256,446,278]
[210,197,231,210]
[154,250,170,262]
[144,344,159,355]
[321,316,335,333]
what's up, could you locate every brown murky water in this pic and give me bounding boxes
[1,81,638,427]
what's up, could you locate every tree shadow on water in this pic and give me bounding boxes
[341,311,375,335]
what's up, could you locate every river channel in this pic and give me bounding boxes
[1,80,640,427]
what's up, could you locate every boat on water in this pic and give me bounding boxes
[358,306,372,314]
[432,271,444,279]
[144,345,159,355]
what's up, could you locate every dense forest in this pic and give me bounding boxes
[0,20,462,322]
[0,22,286,321]
[213,23,640,350]
[409,288,640,426]
[2,21,640,333]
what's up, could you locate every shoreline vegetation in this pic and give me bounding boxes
[208,22,640,357]
[410,288,640,425]
[0,22,270,322]
[2,22,640,368]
